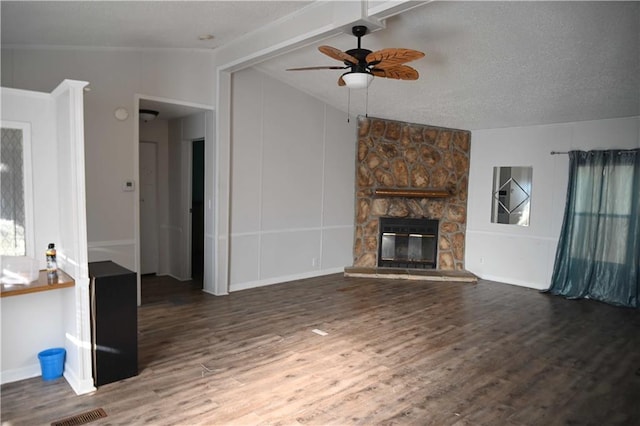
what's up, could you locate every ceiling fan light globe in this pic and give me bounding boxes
[343,72,373,89]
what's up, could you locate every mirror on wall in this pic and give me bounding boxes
[491,166,532,226]
[1,121,33,256]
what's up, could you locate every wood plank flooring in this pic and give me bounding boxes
[2,274,639,425]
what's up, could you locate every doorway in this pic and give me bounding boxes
[191,139,205,287]
[136,96,214,304]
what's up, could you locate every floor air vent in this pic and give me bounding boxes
[51,408,107,426]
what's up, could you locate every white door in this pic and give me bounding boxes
[140,142,158,274]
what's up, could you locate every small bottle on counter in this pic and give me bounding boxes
[46,243,58,279]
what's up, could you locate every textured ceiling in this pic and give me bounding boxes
[2,1,639,130]
[257,1,640,130]
[0,1,311,50]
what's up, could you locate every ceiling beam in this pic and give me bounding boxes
[214,0,429,72]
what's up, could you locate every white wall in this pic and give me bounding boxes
[1,81,93,394]
[229,68,355,291]
[466,116,640,289]
[1,48,215,273]
[1,288,72,383]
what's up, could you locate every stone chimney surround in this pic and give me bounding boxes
[351,116,471,272]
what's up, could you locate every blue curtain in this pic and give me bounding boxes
[548,149,640,308]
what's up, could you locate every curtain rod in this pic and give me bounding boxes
[550,150,634,156]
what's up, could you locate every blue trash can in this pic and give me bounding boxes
[38,348,66,381]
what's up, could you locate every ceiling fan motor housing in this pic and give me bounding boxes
[345,48,372,72]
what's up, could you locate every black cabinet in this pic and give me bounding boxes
[89,261,138,386]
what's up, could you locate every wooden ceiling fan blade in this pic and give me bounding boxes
[319,45,358,65]
[371,65,420,80]
[287,66,347,71]
[338,75,346,86]
[366,48,425,68]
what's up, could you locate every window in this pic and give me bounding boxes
[573,163,634,265]
[1,121,34,257]
[549,149,639,308]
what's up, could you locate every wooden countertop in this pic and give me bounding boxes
[1,269,75,297]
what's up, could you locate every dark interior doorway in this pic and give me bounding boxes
[191,139,205,287]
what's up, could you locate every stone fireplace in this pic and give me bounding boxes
[351,116,471,272]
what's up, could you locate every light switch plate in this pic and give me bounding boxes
[123,180,135,192]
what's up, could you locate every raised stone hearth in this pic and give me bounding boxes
[344,266,478,282]
[351,116,471,273]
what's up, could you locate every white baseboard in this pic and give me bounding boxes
[1,363,96,396]
[0,364,40,385]
[478,273,548,290]
[229,268,344,293]
[153,273,191,282]
[63,364,96,395]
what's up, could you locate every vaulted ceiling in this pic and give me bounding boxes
[2,1,639,130]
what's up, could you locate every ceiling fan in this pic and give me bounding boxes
[287,25,425,89]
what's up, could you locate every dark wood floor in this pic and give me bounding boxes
[2,274,639,425]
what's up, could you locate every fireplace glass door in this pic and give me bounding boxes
[378,218,438,269]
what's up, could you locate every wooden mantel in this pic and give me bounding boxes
[374,188,450,198]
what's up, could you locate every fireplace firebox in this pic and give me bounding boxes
[378,217,438,269]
